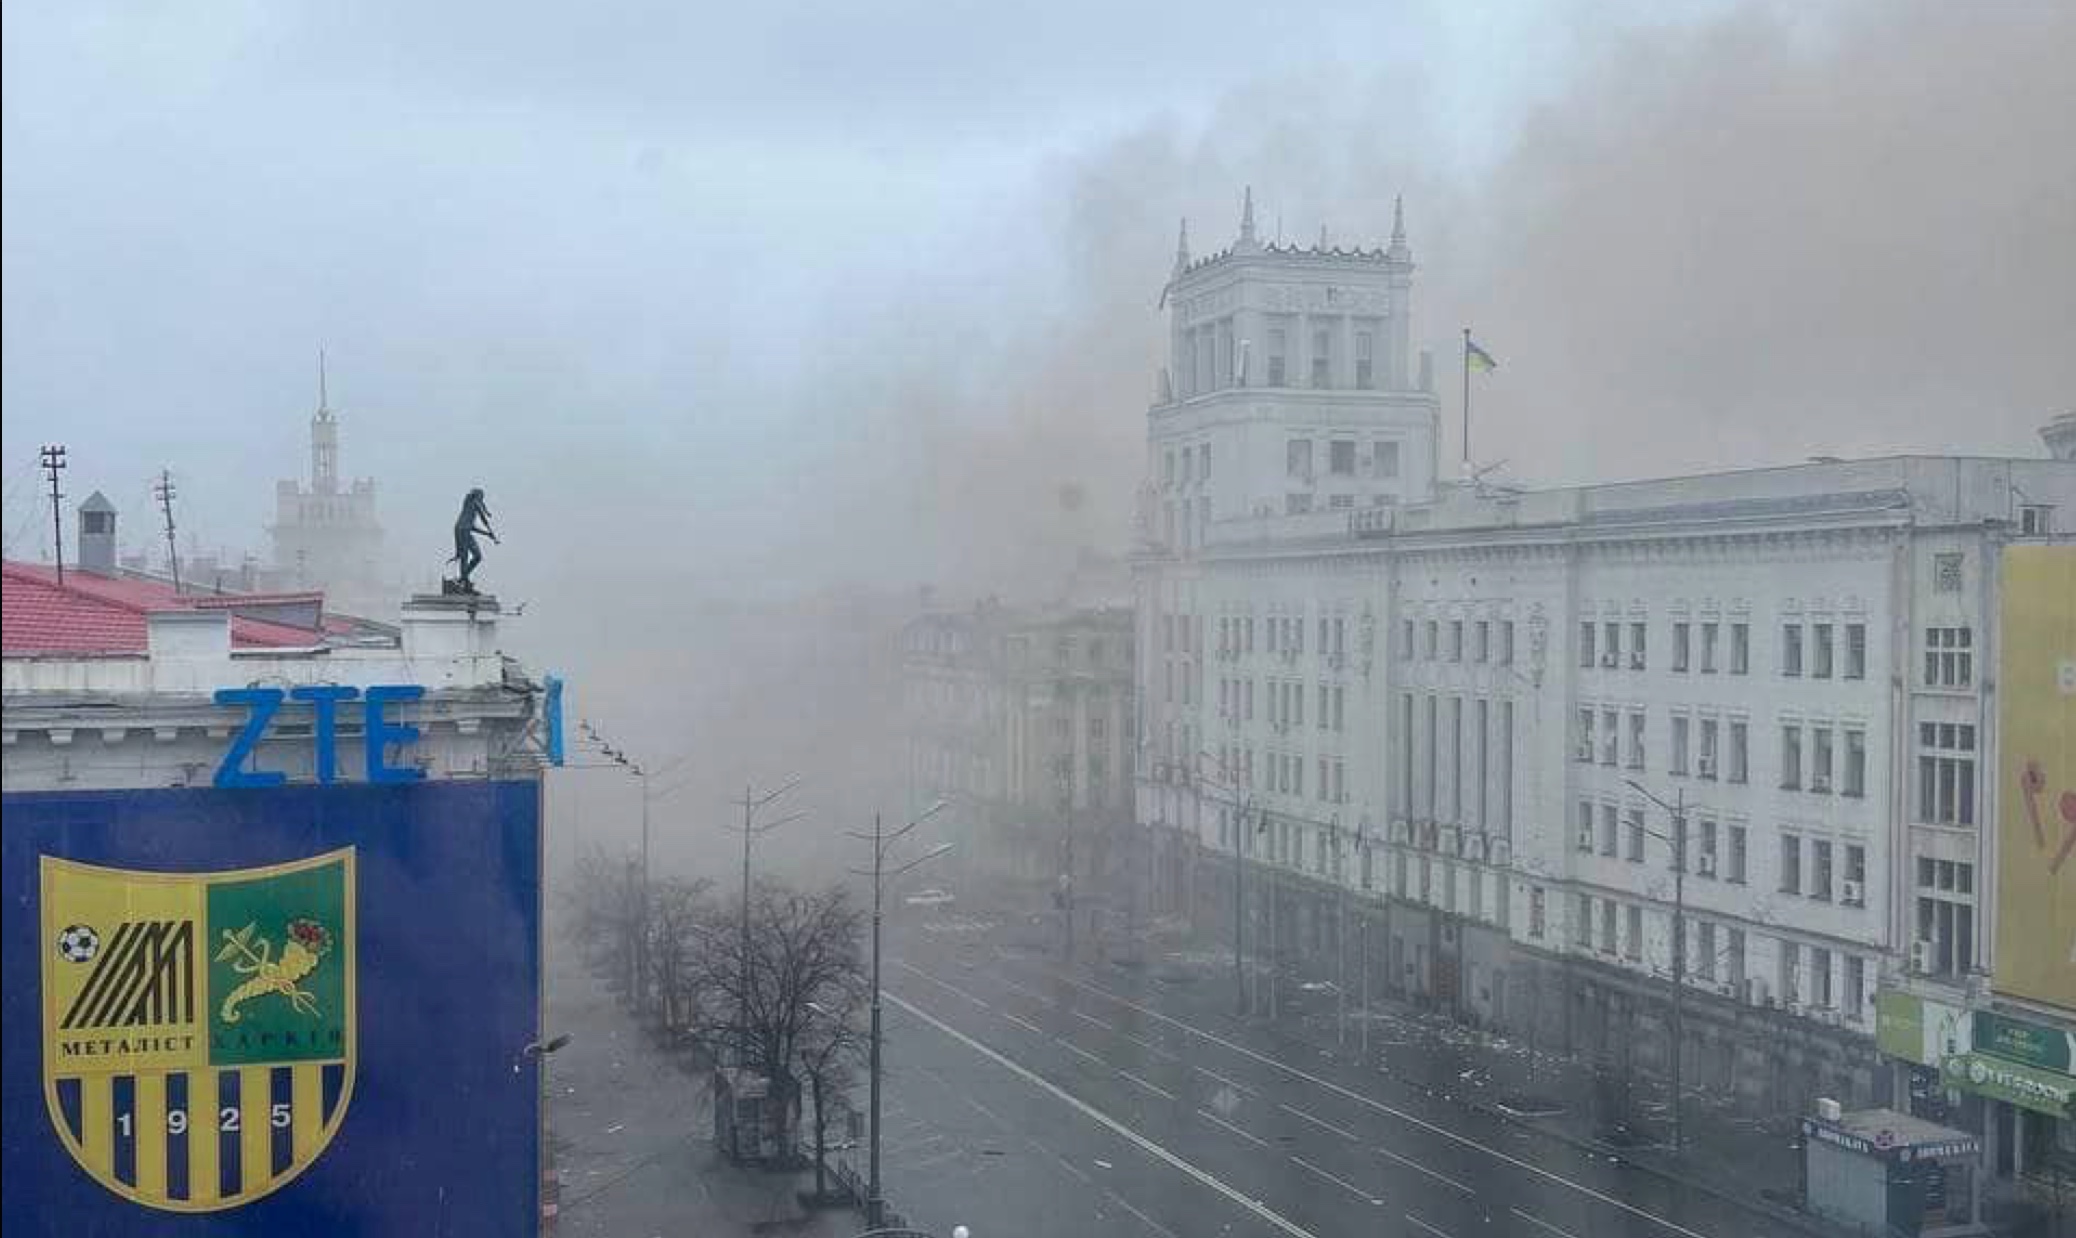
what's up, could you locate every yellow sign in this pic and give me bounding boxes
[1994,545,2076,1009]
[40,849,355,1212]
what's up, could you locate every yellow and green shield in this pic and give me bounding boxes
[40,848,356,1212]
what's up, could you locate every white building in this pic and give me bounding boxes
[1133,193,2076,1129]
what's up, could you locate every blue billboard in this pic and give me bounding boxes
[2,780,542,1236]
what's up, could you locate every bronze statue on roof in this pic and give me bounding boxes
[443,487,497,595]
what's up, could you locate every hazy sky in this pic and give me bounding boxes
[6,0,2073,820]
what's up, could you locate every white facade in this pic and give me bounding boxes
[4,599,540,791]
[266,382,389,619]
[1133,197,2076,1049]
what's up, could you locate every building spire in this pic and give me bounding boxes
[317,348,333,419]
[1238,186,1257,246]
[1389,194,1409,258]
[1174,217,1191,274]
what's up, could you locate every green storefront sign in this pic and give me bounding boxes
[1942,1052,2076,1117]
[1879,991,1927,1063]
[1973,1011,2075,1074]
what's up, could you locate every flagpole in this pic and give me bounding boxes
[1461,326,1472,474]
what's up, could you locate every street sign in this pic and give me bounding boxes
[3,781,542,1235]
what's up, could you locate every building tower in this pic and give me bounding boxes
[1146,190,1441,557]
[267,354,389,616]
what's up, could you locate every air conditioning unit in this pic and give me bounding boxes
[1697,853,1718,877]
[1601,653,1619,668]
[1841,879,1864,906]
[1697,755,1716,778]
[1911,939,1935,974]
[1578,823,1596,850]
[1629,651,1646,670]
[1811,775,1832,793]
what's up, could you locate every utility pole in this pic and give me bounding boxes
[848,803,948,1232]
[1054,753,1075,963]
[40,444,66,586]
[154,469,181,593]
[726,777,803,1079]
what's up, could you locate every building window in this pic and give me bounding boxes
[1601,803,1619,857]
[1330,439,1356,476]
[1476,620,1490,664]
[1812,726,1835,793]
[1579,622,1596,669]
[1783,623,1804,676]
[1673,621,1691,672]
[1934,552,1964,593]
[1780,832,1802,894]
[1286,494,1313,515]
[1699,818,1719,878]
[1781,724,1803,790]
[1698,922,1718,981]
[1700,622,1719,673]
[1813,623,1835,679]
[1450,620,1465,662]
[1577,708,1595,763]
[1601,708,1619,766]
[1604,622,1621,668]
[1671,715,1690,776]
[1811,946,1833,1008]
[1574,895,1593,948]
[1924,627,1973,688]
[1844,728,1867,796]
[1729,823,1748,884]
[1355,331,1375,390]
[1699,718,1719,780]
[1625,809,1645,863]
[1624,905,1643,961]
[1844,955,1865,1019]
[1780,941,1800,1006]
[1501,621,1515,665]
[1812,840,1833,901]
[1600,901,1618,954]
[1729,721,1750,784]
[1399,618,1414,660]
[1267,329,1287,387]
[1914,860,1977,976]
[1424,620,1439,659]
[1629,622,1647,670]
[1311,329,1332,389]
[1731,622,1750,675]
[1375,441,1400,480]
[1530,887,1546,939]
[2021,505,2053,536]
[1845,844,1867,904]
[1628,711,1646,770]
[1577,800,1595,853]
[1287,438,1313,480]
[1727,928,1746,988]
[1844,622,1867,680]
[1917,722,1977,826]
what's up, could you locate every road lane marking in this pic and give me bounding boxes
[1279,1101,1360,1142]
[1121,1031,1184,1063]
[1014,961,1712,1238]
[1375,1144,1474,1196]
[1196,1108,1270,1149]
[1404,1213,1453,1238]
[1107,1190,1181,1238]
[1194,1066,1258,1096]
[1074,1008,1117,1032]
[887,990,1321,1238]
[1004,1013,1045,1036]
[1118,1069,1177,1101]
[1511,1207,1584,1238]
[1289,1155,1382,1204]
[1058,1039,1104,1066]
[897,958,991,1010]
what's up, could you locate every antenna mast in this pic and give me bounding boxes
[154,469,182,592]
[40,444,67,586]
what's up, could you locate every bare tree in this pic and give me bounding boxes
[561,843,643,994]
[682,880,865,1156]
[797,980,866,1201]
[645,875,716,1037]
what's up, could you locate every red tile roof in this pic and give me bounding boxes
[2,562,323,656]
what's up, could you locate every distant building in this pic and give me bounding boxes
[1131,191,2076,1195]
[265,363,390,619]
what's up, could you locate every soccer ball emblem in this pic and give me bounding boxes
[56,923,100,964]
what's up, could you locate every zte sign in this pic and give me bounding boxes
[212,686,425,789]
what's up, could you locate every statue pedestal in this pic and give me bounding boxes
[402,593,500,660]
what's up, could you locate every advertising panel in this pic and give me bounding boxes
[2,780,541,1236]
[1993,544,2076,1009]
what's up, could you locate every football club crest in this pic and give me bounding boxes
[40,848,356,1212]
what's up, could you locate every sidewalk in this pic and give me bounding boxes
[546,956,863,1238]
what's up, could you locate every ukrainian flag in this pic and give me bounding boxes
[1466,337,1498,373]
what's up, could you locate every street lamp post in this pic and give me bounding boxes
[1196,751,1257,1017]
[848,802,949,1232]
[1625,777,1689,1157]
[726,777,804,1075]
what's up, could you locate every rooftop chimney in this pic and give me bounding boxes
[78,491,117,575]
